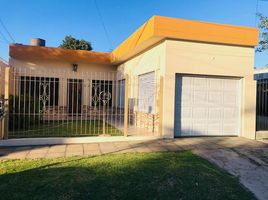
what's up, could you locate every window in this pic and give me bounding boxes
[138,72,155,113]
[91,80,113,107]
[20,76,59,106]
[118,79,125,108]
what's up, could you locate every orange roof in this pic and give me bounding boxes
[10,16,259,64]
[112,16,259,63]
[9,44,112,64]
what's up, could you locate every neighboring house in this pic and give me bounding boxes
[0,59,9,96]
[254,67,268,80]
[8,16,259,139]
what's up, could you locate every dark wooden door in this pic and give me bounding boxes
[67,79,83,115]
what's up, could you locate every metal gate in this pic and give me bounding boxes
[256,79,268,131]
[0,66,162,139]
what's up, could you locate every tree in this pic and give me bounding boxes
[59,35,93,51]
[256,13,268,52]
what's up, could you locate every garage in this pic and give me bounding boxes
[174,74,241,137]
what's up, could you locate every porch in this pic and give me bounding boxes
[0,65,162,139]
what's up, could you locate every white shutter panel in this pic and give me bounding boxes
[138,72,155,113]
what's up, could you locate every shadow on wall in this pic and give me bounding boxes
[0,150,257,200]
[174,74,182,137]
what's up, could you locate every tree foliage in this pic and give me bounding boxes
[256,13,268,52]
[59,35,93,51]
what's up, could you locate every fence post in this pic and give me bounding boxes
[158,76,164,136]
[124,75,129,137]
[0,116,3,139]
[3,67,10,139]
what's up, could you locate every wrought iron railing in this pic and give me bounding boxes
[1,67,161,138]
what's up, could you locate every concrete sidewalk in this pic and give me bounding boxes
[0,137,268,200]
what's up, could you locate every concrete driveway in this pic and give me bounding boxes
[190,137,268,200]
[0,137,267,200]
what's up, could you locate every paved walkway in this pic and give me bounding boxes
[0,137,268,200]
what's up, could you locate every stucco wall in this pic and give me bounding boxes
[117,42,166,134]
[117,42,166,107]
[163,40,256,139]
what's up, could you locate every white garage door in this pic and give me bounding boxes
[174,75,241,136]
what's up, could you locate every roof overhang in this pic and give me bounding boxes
[9,44,112,65]
[111,16,259,63]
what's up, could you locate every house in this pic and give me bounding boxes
[254,67,268,80]
[7,16,259,139]
[0,59,9,97]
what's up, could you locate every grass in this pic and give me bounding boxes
[9,120,123,138]
[0,151,256,200]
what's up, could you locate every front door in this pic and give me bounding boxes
[67,79,83,115]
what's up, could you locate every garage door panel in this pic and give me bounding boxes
[193,107,207,119]
[181,91,192,104]
[181,107,192,118]
[181,76,192,88]
[207,123,222,135]
[208,92,223,105]
[223,108,239,120]
[209,79,223,90]
[208,108,222,119]
[223,124,238,135]
[192,123,207,135]
[224,93,238,106]
[181,120,191,135]
[194,78,207,90]
[224,79,239,91]
[193,91,207,105]
[175,75,240,137]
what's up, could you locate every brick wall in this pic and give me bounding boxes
[135,111,159,133]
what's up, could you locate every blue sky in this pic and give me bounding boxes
[0,0,268,67]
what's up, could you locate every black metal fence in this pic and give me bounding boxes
[256,79,268,131]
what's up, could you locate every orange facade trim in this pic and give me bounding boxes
[112,16,259,63]
[9,44,112,64]
[10,16,259,64]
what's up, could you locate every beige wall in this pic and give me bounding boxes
[9,58,117,107]
[164,40,256,139]
[117,42,166,110]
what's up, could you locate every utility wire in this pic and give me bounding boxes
[94,0,112,50]
[0,29,10,44]
[0,56,8,64]
[255,0,259,27]
[0,17,15,42]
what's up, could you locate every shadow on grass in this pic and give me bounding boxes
[9,120,123,138]
[0,151,256,200]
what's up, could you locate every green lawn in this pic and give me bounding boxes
[0,151,255,200]
[9,120,123,138]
